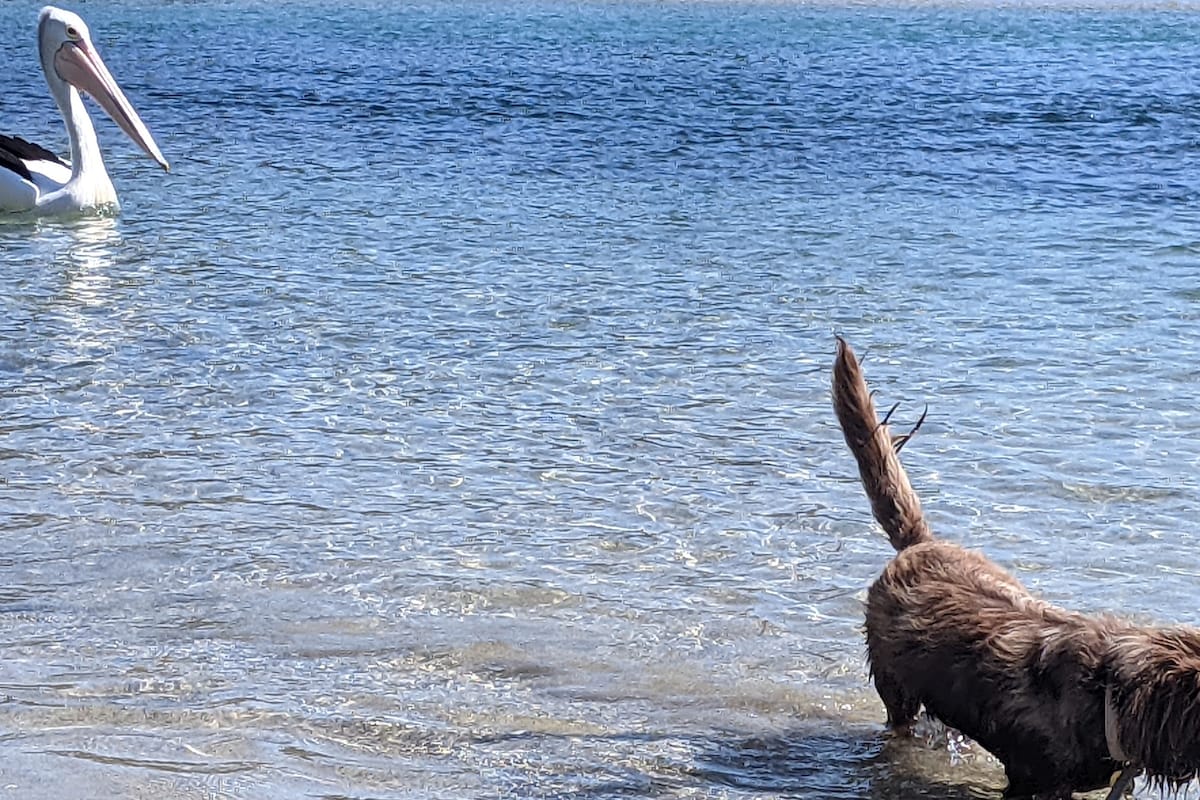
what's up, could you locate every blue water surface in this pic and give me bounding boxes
[1,1,1200,797]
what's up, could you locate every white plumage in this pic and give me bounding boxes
[0,6,168,215]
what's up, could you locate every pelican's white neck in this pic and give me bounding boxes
[39,41,117,210]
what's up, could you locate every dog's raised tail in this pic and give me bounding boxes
[832,337,933,551]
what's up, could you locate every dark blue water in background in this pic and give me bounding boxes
[1,1,1199,796]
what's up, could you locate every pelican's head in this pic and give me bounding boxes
[38,6,169,172]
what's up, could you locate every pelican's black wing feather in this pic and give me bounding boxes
[0,134,68,182]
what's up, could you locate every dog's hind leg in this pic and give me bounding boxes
[872,669,920,730]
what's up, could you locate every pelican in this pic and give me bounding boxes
[0,7,168,215]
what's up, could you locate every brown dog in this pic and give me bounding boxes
[832,338,1200,799]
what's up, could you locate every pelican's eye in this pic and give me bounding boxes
[65,25,80,40]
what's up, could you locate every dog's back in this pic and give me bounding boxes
[831,338,1122,798]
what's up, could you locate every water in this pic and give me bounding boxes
[1,0,1199,797]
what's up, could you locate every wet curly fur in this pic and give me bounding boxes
[832,338,1200,799]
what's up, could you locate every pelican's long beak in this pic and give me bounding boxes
[53,39,170,172]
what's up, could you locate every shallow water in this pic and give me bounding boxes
[1,0,1200,797]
